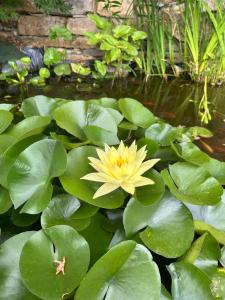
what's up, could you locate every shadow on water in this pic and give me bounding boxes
[1,76,225,160]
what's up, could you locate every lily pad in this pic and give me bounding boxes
[75,241,161,300]
[8,139,67,214]
[0,231,39,300]
[124,192,194,258]
[0,186,12,214]
[118,98,156,128]
[168,262,215,300]
[0,110,13,134]
[161,162,223,205]
[20,225,90,300]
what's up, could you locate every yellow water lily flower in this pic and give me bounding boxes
[81,141,160,199]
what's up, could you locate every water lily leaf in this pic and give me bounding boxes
[145,122,183,146]
[135,169,165,205]
[186,191,225,245]
[11,209,39,227]
[8,140,67,214]
[0,103,15,111]
[20,225,90,300]
[80,213,113,266]
[6,116,51,141]
[75,241,161,300]
[0,134,16,155]
[41,194,91,231]
[118,98,156,128]
[0,110,13,134]
[124,192,194,258]
[0,135,43,188]
[21,95,64,117]
[0,186,12,214]
[83,125,119,146]
[60,146,125,209]
[221,247,225,268]
[161,162,223,205]
[0,231,39,300]
[137,137,159,157]
[172,141,225,184]
[168,262,215,300]
[87,97,118,109]
[182,232,220,278]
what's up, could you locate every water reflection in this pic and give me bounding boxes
[1,76,225,159]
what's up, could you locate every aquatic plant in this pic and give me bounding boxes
[0,95,225,299]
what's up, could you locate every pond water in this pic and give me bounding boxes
[1,76,225,160]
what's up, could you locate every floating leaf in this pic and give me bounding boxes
[0,231,39,300]
[168,262,215,300]
[75,241,161,300]
[0,186,12,214]
[8,140,67,214]
[20,225,90,300]
[0,110,13,134]
[119,98,155,128]
[162,162,223,205]
[124,192,194,258]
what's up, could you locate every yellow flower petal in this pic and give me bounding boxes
[81,172,112,182]
[134,176,155,187]
[136,158,160,176]
[93,183,119,199]
[121,183,135,194]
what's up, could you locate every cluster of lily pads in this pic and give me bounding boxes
[1,96,225,299]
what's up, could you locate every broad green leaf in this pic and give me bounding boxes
[6,116,51,141]
[110,48,121,62]
[20,225,90,300]
[211,270,225,298]
[41,194,91,231]
[119,98,155,128]
[113,25,132,38]
[0,186,12,214]
[83,125,119,146]
[124,192,194,258]
[39,67,50,79]
[162,162,223,205]
[0,134,16,155]
[135,169,165,205]
[137,137,159,158]
[43,48,64,67]
[0,104,15,111]
[132,30,147,41]
[75,241,161,300]
[182,233,220,278]
[54,63,71,76]
[168,262,215,300]
[21,95,60,117]
[0,231,39,300]
[11,209,39,227]
[87,97,118,110]
[0,135,43,188]
[172,141,225,184]
[80,213,113,265]
[94,60,107,76]
[88,14,111,31]
[221,246,225,267]
[49,25,73,41]
[60,146,125,208]
[145,122,183,146]
[0,110,13,134]
[8,140,67,214]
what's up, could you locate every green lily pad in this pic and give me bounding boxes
[0,231,39,300]
[168,262,215,300]
[41,194,92,231]
[0,186,12,214]
[11,209,40,227]
[8,140,67,214]
[20,225,90,300]
[60,146,125,209]
[118,98,156,128]
[135,169,165,205]
[0,110,13,134]
[54,63,71,76]
[145,122,183,146]
[6,116,51,141]
[124,192,194,258]
[210,270,225,298]
[75,241,161,300]
[21,95,62,117]
[182,232,221,278]
[161,162,223,205]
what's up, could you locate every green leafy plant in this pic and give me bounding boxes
[49,25,74,41]
[0,95,225,299]
[85,14,147,78]
[33,0,72,14]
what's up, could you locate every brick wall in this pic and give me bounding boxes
[0,0,131,63]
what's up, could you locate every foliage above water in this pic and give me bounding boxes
[0,95,225,299]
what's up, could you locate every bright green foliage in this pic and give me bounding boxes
[85,14,147,77]
[49,25,73,41]
[0,95,224,299]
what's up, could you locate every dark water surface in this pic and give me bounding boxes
[1,76,225,160]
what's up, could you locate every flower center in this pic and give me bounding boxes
[116,156,127,167]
